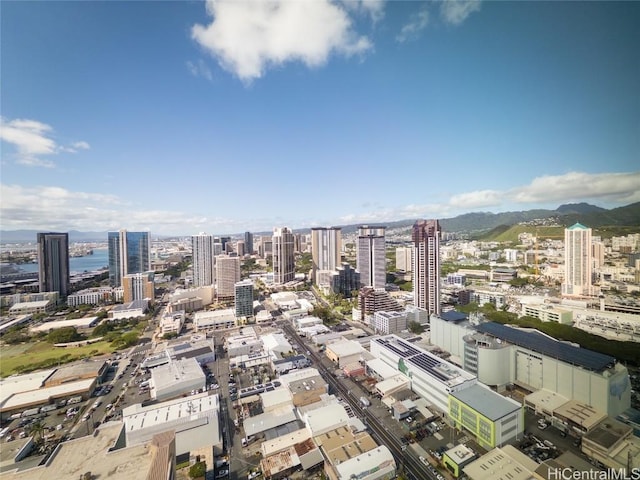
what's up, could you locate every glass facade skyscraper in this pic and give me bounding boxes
[108,230,150,287]
[37,232,70,297]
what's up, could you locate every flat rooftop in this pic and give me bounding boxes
[1,378,95,412]
[30,316,98,332]
[451,384,521,421]
[261,428,311,457]
[326,339,363,357]
[524,389,570,413]
[304,403,349,435]
[334,445,394,479]
[288,376,326,395]
[374,335,476,388]
[444,444,476,465]
[463,445,538,480]
[150,357,205,388]
[553,400,608,431]
[314,425,377,465]
[0,370,55,405]
[6,423,153,480]
[583,418,633,450]
[46,360,106,384]
[123,392,219,431]
[244,408,298,437]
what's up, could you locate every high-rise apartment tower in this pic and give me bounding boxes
[273,227,295,284]
[412,219,441,315]
[563,223,593,297]
[356,226,386,289]
[216,255,240,299]
[192,233,215,287]
[37,232,70,297]
[311,227,342,285]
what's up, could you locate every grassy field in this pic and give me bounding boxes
[0,340,114,377]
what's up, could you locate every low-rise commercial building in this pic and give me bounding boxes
[272,352,309,373]
[194,309,237,331]
[110,299,148,320]
[449,384,523,449]
[149,357,205,402]
[262,333,293,359]
[463,445,538,480]
[29,316,100,333]
[123,392,222,456]
[159,312,185,336]
[67,287,114,306]
[325,339,366,368]
[288,375,328,407]
[2,423,173,480]
[372,311,407,335]
[314,425,396,480]
[8,300,54,315]
[442,444,477,478]
[581,417,640,472]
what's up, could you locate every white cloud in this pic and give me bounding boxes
[191,0,373,82]
[396,6,429,43]
[336,171,640,226]
[0,184,250,235]
[509,171,640,205]
[186,59,213,81]
[440,0,481,26]
[341,0,386,24]
[0,117,90,167]
[450,189,502,209]
[71,141,90,150]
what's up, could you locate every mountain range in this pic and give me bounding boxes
[1,202,638,243]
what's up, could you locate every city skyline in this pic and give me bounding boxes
[1,1,639,235]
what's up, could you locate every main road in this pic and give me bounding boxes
[281,322,436,480]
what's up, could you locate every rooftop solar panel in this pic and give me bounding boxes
[475,322,615,371]
[408,354,451,382]
[440,311,468,323]
[374,337,421,358]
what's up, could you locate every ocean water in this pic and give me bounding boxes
[16,248,109,274]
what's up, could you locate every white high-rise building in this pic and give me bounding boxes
[395,247,412,273]
[356,226,386,289]
[563,223,593,297]
[192,233,215,287]
[216,255,240,299]
[311,227,342,285]
[273,227,295,284]
[412,219,441,315]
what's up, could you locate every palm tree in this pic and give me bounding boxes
[28,419,46,444]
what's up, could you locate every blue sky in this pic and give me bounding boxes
[1,0,638,236]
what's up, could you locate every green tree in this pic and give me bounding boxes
[295,252,312,274]
[407,321,425,334]
[92,322,114,337]
[189,461,206,479]
[28,419,46,444]
[47,327,84,344]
